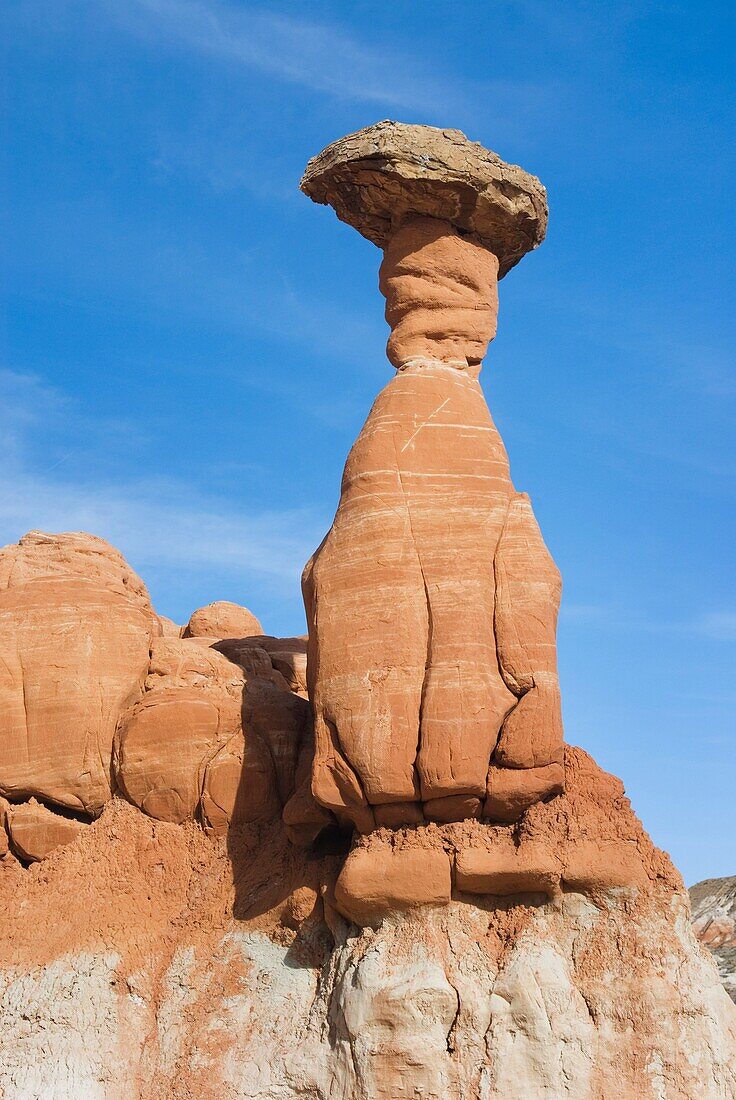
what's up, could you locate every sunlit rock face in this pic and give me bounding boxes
[298,125,563,840]
[1,779,735,1099]
[0,122,734,1099]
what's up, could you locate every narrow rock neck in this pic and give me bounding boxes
[378,215,499,378]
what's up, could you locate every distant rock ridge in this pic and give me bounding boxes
[691,876,736,1003]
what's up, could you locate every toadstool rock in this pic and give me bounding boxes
[301,120,547,278]
[295,122,564,841]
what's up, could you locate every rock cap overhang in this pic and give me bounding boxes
[300,119,548,277]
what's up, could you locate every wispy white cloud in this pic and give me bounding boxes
[94,0,549,123]
[0,369,325,599]
[693,611,736,642]
[561,601,736,642]
[103,0,465,114]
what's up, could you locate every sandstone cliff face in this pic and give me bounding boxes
[691,877,736,1003]
[2,118,735,1098]
[0,530,733,1098]
[0,749,734,1099]
[0,532,157,817]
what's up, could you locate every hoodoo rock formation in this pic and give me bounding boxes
[299,123,564,848]
[0,122,735,1099]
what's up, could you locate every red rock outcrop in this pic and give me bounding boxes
[183,599,263,639]
[300,124,563,834]
[0,532,307,859]
[5,798,88,863]
[331,746,660,926]
[114,638,247,824]
[115,635,307,833]
[0,532,156,817]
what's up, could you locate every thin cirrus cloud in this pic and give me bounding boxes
[0,470,319,584]
[0,369,323,593]
[561,601,736,643]
[97,0,543,122]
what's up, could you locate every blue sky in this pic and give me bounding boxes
[2,0,734,885]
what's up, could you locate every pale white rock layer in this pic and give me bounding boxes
[1,896,734,1100]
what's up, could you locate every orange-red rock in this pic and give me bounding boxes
[115,689,231,823]
[244,634,308,696]
[281,730,335,847]
[381,215,499,374]
[0,530,152,612]
[334,845,452,926]
[115,636,288,828]
[200,729,280,834]
[484,761,565,823]
[303,232,563,829]
[454,843,560,897]
[156,614,181,637]
[0,532,157,817]
[242,676,308,805]
[0,797,9,859]
[300,126,564,832]
[6,798,87,863]
[183,600,263,639]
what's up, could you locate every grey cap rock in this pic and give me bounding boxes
[301,120,548,278]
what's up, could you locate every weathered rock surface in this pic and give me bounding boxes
[243,634,308,696]
[0,530,152,610]
[380,215,500,372]
[115,634,306,832]
[0,533,156,816]
[114,638,245,824]
[691,876,736,1003]
[300,127,564,836]
[331,747,661,926]
[183,599,263,639]
[5,798,88,863]
[0,767,733,1099]
[0,532,307,859]
[301,120,548,277]
[304,359,563,831]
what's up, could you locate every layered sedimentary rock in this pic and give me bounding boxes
[692,876,736,1003]
[0,747,733,1099]
[300,124,563,836]
[0,532,156,816]
[0,530,306,853]
[1,121,734,1098]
